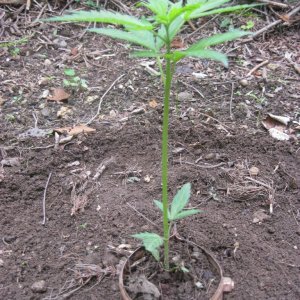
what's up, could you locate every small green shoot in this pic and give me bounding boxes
[79,223,88,229]
[134,183,201,261]
[63,68,88,90]
[241,20,255,30]
[45,0,260,270]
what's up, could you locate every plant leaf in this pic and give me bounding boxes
[170,183,191,220]
[88,28,156,50]
[188,4,261,19]
[156,16,184,50]
[130,50,161,58]
[188,30,250,51]
[171,209,201,221]
[153,200,170,219]
[140,0,170,17]
[64,68,76,76]
[43,10,153,30]
[132,232,163,261]
[176,49,228,67]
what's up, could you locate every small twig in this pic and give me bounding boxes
[229,82,234,120]
[257,0,289,9]
[32,112,38,128]
[245,176,271,189]
[173,160,226,169]
[179,80,205,99]
[93,157,115,180]
[126,203,160,229]
[42,172,52,225]
[247,60,269,77]
[85,74,125,125]
[198,112,231,133]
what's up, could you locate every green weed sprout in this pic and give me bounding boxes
[45,0,257,270]
[63,68,88,90]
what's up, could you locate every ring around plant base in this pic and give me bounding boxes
[119,234,234,300]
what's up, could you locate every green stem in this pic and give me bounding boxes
[162,25,173,270]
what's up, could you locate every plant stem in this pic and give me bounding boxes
[162,25,173,270]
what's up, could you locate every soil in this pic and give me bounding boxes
[0,1,300,300]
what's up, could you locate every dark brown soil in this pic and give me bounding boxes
[0,1,300,300]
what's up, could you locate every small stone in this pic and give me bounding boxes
[31,280,47,293]
[41,107,50,117]
[178,91,193,102]
[109,109,117,118]
[0,259,4,267]
[267,227,275,234]
[249,166,259,176]
[38,77,50,86]
[44,59,52,66]
[195,281,204,289]
[239,79,248,87]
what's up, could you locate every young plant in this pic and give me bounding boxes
[63,68,88,90]
[45,0,257,270]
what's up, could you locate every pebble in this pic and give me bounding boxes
[44,59,52,66]
[31,280,47,293]
[0,259,4,267]
[178,91,193,102]
[239,79,248,87]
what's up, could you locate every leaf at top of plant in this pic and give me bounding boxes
[89,28,156,51]
[43,10,153,30]
[188,30,250,51]
[170,183,191,220]
[170,209,201,221]
[156,16,185,50]
[64,68,76,76]
[132,232,163,261]
[140,0,169,18]
[174,49,228,67]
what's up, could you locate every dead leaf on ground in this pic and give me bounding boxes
[55,124,96,136]
[262,114,291,141]
[149,99,158,108]
[127,274,160,299]
[47,88,70,102]
[171,37,186,49]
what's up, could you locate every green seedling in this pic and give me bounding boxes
[63,68,88,90]
[241,20,255,30]
[0,36,29,48]
[45,0,258,270]
[79,223,88,229]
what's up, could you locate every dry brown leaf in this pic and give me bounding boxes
[55,124,96,136]
[70,47,79,56]
[171,37,186,49]
[149,99,158,108]
[47,88,70,102]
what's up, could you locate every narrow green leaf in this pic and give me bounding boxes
[189,30,250,51]
[170,209,201,221]
[170,183,191,220]
[189,4,261,19]
[130,50,160,58]
[176,49,228,67]
[153,200,170,219]
[132,232,163,261]
[88,28,156,50]
[153,200,164,212]
[43,10,153,30]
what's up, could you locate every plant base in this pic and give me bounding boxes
[119,234,234,300]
